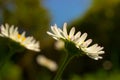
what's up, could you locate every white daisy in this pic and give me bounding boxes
[47,22,104,60]
[0,23,40,52]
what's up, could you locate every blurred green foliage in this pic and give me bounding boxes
[0,62,22,80]
[70,70,120,80]
[0,0,120,80]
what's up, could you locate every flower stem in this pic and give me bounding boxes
[53,52,74,80]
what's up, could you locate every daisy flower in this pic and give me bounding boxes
[47,23,104,60]
[0,23,40,52]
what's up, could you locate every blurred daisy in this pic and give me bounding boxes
[54,40,65,50]
[0,23,40,52]
[47,23,104,60]
[36,55,58,71]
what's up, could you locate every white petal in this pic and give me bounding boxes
[53,37,59,40]
[54,25,60,35]
[77,33,88,45]
[47,31,60,39]
[1,24,9,37]
[51,26,57,34]
[74,31,81,40]
[87,44,98,50]
[47,31,55,36]
[69,27,75,39]
[87,53,102,60]
[1,25,5,31]
[13,27,19,40]
[9,25,14,38]
[83,39,92,47]
[63,23,68,38]
[97,51,105,54]
[96,46,104,52]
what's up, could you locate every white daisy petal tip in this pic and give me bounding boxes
[64,22,67,26]
[46,31,52,35]
[95,56,103,60]
[69,27,75,38]
[54,24,57,27]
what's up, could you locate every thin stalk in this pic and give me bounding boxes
[53,52,74,80]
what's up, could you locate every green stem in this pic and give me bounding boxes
[53,52,74,80]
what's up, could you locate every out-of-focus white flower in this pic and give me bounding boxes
[54,40,64,50]
[0,23,40,52]
[47,22,105,60]
[36,55,58,71]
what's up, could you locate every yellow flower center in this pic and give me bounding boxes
[17,34,26,42]
[68,35,71,40]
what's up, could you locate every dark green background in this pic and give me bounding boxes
[0,0,120,80]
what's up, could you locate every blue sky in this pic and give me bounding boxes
[42,0,92,27]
